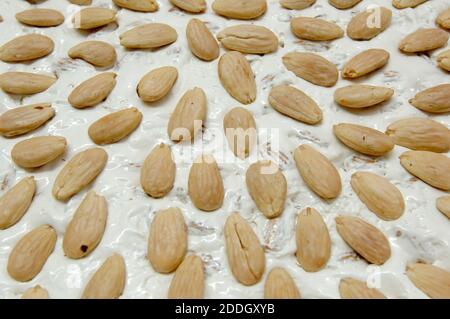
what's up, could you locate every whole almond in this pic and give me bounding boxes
[82,254,126,299]
[436,196,450,218]
[217,25,278,54]
[7,225,57,282]
[212,0,267,20]
[282,52,338,87]
[339,277,386,299]
[188,154,224,212]
[148,208,187,273]
[294,144,341,199]
[171,0,206,13]
[399,28,449,53]
[333,123,394,156]
[291,17,343,41]
[351,172,405,221]
[335,216,391,265]
[0,103,55,137]
[246,160,287,218]
[119,23,178,49]
[347,7,392,40]
[72,7,116,30]
[264,267,301,299]
[22,285,49,299]
[437,49,450,72]
[167,87,207,142]
[16,9,64,27]
[0,177,36,230]
[63,191,107,259]
[329,0,361,9]
[406,263,450,299]
[68,41,117,68]
[12,136,67,168]
[268,85,322,124]
[113,0,159,12]
[334,85,394,108]
[392,0,426,9]
[168,255,204,299]
[68,72,117,109]
[437,8,450,29]
[0,34,54,62]
[0,72,57,95]
[400,150,450,190]
[137,66,178,102]
[186,19,219,61]
[69,0,92,4]
[53,148,108,201]
[280,0,316,10]
[342,49,390,79]
[218,51,256,104]
[409,84,450,113]
[223,107,257,159]
[141,143,176,198]
[296,208,331,272]
[224,213,265,286]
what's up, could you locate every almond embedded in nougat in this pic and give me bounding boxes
[212,0,267,20]
[264,267,301,299]
[339,277,386,299]
[290,17,344,41]
[223,107,257,159]
[0,34,54,62]
[399,28,449,53]
[406,263,450,299]
[12,136,67,168]
[137,66,178,102]
[346,6,392,40]
[342,49,390,79]
[217,25,278,54]
[187,19,219,61]
[409,84,450,113]
[68,72,117,109]
[168,255,204,299]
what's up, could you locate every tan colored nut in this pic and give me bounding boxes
[0,72,56,95]
[399,28,449,53]
[22,285,49,299]
[217,25,278,54]
[347,7,392,40]
[12,136,67,168]
[137,66,178,102]
[119,23,178,49]
[212,0,267,20]
[68,41,117,68]
[186,19,219,61]
[0,34,54,62]
[113,0,159,12]
[72,7,116,30]
[280,0,316,10]
[168,255,204,299]
[406,263,450,299]
[339,277,386,299]
[170,0,206,13]
[291,17,344,41]
[409,84,450,113]
[16,9,64,27]
[328,0,361,9]
[223,107,257,159]
[334,85,394,108]
[342,49,390,79]
[264,267,301,299]
[68,72,117,109]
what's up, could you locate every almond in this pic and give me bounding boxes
[113,0,159,12]
[282,52,338,87]
[0,72,57,95]
[223,107,257,159]
[335,216,391,265]
[171,0,206,13]
[399,28,449,53]
[334,84,394,108]
[400,150,450,191]
[0,177,36,230]
[280,0,316,10]
[409,84,450,113]
[186,19,219,61]
[436,196,450,218]
[224,213,265,286]
[141,144,176,198]
[339,277,386,299]
[347,7,392,40]
[63,191,108,259]
[7,225,57,282]
[342,49,390,79]
[69,0,92,4]
[72,7,116,30]
[264,267,301,299]
[137,66,178,102]
[168,255,204,299]
[406,263,450,299]
[119,23,177,49]
[437,49,450,72]
[212,0,267,20]
[68,41,117,68]
[329,0,361,9]
[0,34,54,62]
[291,17,344,41]
[393,0,426,8]
[188,154,224,212]
[296,208,331,272]
[351,172,405,221]
[245,160,287,219]
[436,8,450,30]
[333,123,394,156]
[68,72,117,109]
[218,51,256,104]
[217,25,278,54]
[294,144,341,199]
[22,285,49,299]
[82,254,126,299]
[16,9,64,27]
[148,208,187,273]
[12,136,67,168]
[53,148,108,201]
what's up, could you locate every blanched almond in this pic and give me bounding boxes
[436,196,450,218]
[406,263,450,299]
[436,8,450,29]
[68,72,117,109]
[329,0,361,9]
[0,34,54,62]
[16,9,64,27]
[280,0,316,10]
[347,7,392,40]
[186,19,219,61]
[399,28,449,53]
[437,49,450,72]
[223,107,257,159]
[212,0,267,20]
[113,0,159,12]
[137,66,178,102]
[342,49,390,79]
[392,0,426,8]
[69,0,92,4]
[409,84,450,113]
[72,7,116,29]
[291,17,343,41]
[168,255,204,299]
[0,72,56,95]
[334,85,394,108]
[12,136,67,168]
[264,267,301,299]
[339,277,386,299]
[217,25,278,54]
[22,285,49,299]
[68,41,117,68]
[171,0,206,13]
[119,23,177,49]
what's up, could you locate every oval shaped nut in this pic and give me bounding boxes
[437,8,450,30]
[119,23,178,49]
[400,150,450,191]
[264,267,301,299]
[333,123,394,156]
[436,196,450,218]
[141,143,176,198]
[351,172,405,221]
[168,255,204,299]
[347,7,392,40]
[82,254,126,299]
[212,0,267,20]
[224,213,265,286]
[0,34,54,62]
[218,51,256,104]
[138,66,178,102]
[68,72,117,109]
[16,9,64,27]
[282,52,338,87]
[0,177,36,230]
[223,107,257,159]
[68,41,117,68]
[53,148,108,201]
[339,277,386,299]
[406,263,450,299]
[168,87,207,142]
[268,85,322,124]
[12,136,67,168]
[88,107,142,145]
[63,191,108,259]
[294,144,341,199]
[280,0,316,10]
[22,285,49,299]
[409,84,450,113]
[334,85,394,108]
[7,225,57,282]
[69,0,92,4]
[0,72,57,95]
[0,103,55,137]
[188,154,224,212]
[342,49,390,79]
[335,216,391,265]
[329,0,361,9]
[217,25,278,54]
[393,0,427,8]
[186,19,219,61]
[171,0,206,13]
[296,208,331,272]
[437,49,450,72]
[399,28,449,53]
[245,160,287,219]
[113,0,159,12]
[291,17,344,41]
[148,208,187,273]
[386,118,450,153]
[72,7,116,30]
